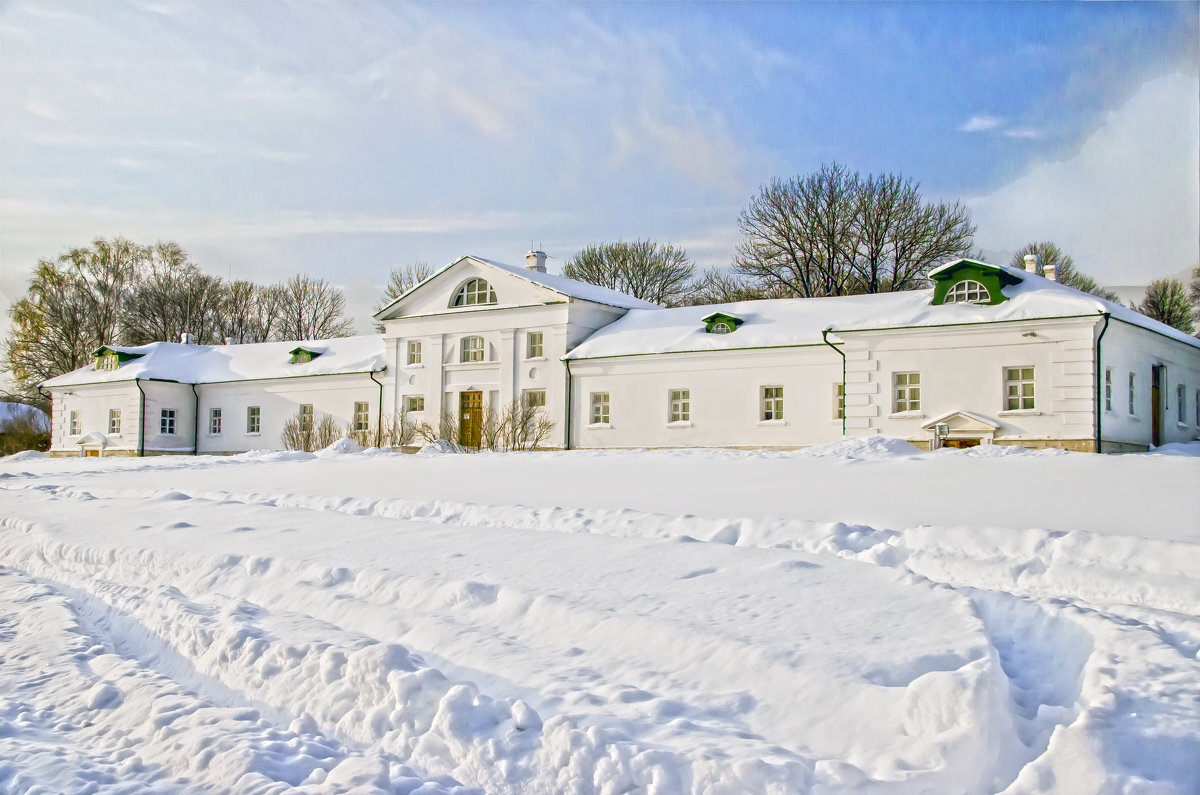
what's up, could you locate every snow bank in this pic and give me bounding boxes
[1145,440,1200,457]
[794,436,923,459]
[1,450,47,463]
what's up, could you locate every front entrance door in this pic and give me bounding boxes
[459,391,482,448]
[943,439,980,449]
[1151,365,1164,446]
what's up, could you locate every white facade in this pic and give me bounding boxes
[41,255,1200,456]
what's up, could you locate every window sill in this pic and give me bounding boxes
[405,363,424,369]
[444,361,492,370]
[998,409,1040,416]
[757,419,787,426]
[887,411,924,419]
[1177,422,1191,429]
[525,356,547,362]
[666,421,693,429]
[1128,415,1140,422]
[586,422,612,430]
[246,432,261,437]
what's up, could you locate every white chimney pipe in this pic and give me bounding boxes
[1044,262,1057,282]
[525,250,547,273]
[1023,254,1038,274]
[180,332,196,345]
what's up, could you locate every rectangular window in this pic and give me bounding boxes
[160,409,176,435]
[527,331,544,359]
[1104,368,1113,412]
[1178,385,1187,424]
[761,386,784,421]
[591,392,610,424]
[1005,367,1036,411]
[405,395,425,413]
[210,408,222,435]
[669,389,690,423]
[461,336,485,362]
[1129,372,1136,415]
[1195,389,1199,426]
[299,404,314,432]
[523,389,546,409]
[247,406,261,434]
[353,401,370,431]
[834,383,845,420]
[108,409,121,435]
[407,340,422,365]
[69,410,80,436]
[894,372,921,412]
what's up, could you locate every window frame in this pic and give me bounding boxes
[209,408,222,436]
[353,401,370,432]
[1177,384,1187,424]
[451,278,497,307]
[943,279,991,304]
[460,336,485,363]
[834,383,845,421]
[590,392,610,425]
[1128,371,1137,415]
[893,372,921,413]
[246,406,261,435]
[1104,367,1113,413]
[407,340,422,366]
[108,408,121,435]
[711,321,732,334]
[523,389,547,409]
[69,410,80,436]
[160,408,177,436]
[761,385,784,422]
[1004,367,1036,411]
[404,395,425,413]
[299,404,314,433]
[668,389,691,424]
[527,331,544,359]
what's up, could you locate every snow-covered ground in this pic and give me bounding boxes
[0,439,1197,793]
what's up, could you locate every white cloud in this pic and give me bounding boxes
[969,73,1200,283]
[1002,127,1041,140]
[959,115,1004,133]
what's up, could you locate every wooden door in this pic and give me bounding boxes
[84,449,100,457]
[1151,365,1163,446]
[459,391,482,448]
[944,439,980,449]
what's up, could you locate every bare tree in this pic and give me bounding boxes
[0,403,51,455]
[685,268,792,305]
[1008,242,1121,303]
[272,274,356,341]
[563,240,695,306]
[120,242,225,345]
[1134,279,1195,334]
[373,262,433,331]
[1187,263,1200,337]
[215,280,282,344]
[734,163,974,298]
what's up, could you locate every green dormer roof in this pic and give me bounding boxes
[929,259,1023,306]
[700,312,744,334]
[288,346,324,364]
[91,346,144,362]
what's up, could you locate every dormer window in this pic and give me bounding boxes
[452,278,497,307]
[944,280,991,304]
[289,347,322,365]
[701,312,744,334]
[92,346,142,371]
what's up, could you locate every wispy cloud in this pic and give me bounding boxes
[959,114,1004,133]
[1003,127,1042,140]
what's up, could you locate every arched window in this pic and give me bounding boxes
[945,280,990,304]
[451,278,497,307]
[461,336,485,362]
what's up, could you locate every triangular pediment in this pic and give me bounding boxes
[374,256,566,321]
[921,410,1000,432]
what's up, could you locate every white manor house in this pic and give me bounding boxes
[43,252,1200,456]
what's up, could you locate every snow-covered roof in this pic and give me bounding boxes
[374,255,660,319]
[42,335,386,389]
[566,266,1200,359]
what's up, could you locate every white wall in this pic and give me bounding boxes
[50,381,195,455]
[1098,320,1200,448]
[569,347,844,449]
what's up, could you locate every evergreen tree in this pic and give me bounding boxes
[1135,278,1194,334]
[1008,242,1121,302]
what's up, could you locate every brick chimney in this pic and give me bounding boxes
[525,250,547,273]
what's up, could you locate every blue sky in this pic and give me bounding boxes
[1,1,1197,331]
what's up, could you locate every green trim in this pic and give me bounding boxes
[92,346,143,361]
[45,369,385,390]
[700,312,745,334]
[566,341,832,362]
[288,346,323,364]
[831,313,1104,335]
[930,260,1021,306]
[383,301,568,323]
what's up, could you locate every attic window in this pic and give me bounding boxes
[94,352,120,371]
[289,348,322,365]
[944,280,991,304]
[452,278,497,307]
[701,313,744,334]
